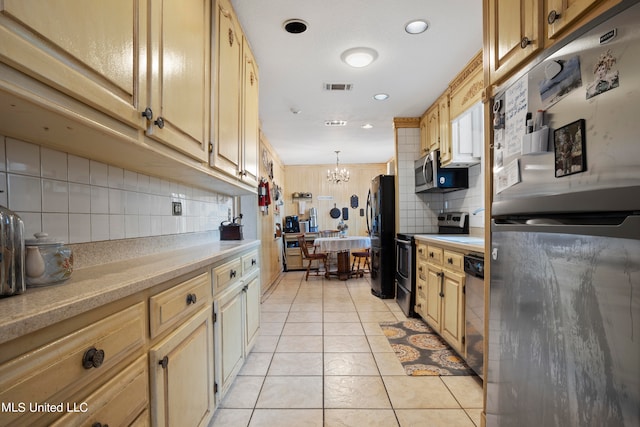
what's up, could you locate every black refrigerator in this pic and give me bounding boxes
[367,175,395,298]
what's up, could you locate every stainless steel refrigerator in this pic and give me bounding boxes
[367,175,395,298]
[488,3,640,426]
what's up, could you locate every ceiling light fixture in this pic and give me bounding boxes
[361,123,373,129]
[405,19,429,34]
[373,93,389,101]
[341,47,378,68]
[327,151,350,184]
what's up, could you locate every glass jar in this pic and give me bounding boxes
[25,232,73,287]
[0,205,25,296]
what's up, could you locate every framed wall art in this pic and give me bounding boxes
[554,119,586,177]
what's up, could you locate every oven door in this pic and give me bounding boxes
[395,237,414,317]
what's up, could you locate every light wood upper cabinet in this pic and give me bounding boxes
[545,0,618,41]
[212,0,243,178]
[485,0,544,84]
[0,0,147,130]
[211,0,260,186]
[419,113,429,155]
[426,103,440,153]
[241,37,260,186]
[449,52,484,120]
[146,0,210,162]
[438,91,452,165]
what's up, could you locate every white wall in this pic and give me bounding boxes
[0,136,234,244]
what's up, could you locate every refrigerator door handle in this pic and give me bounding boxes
[366,189,372,235]
[492,214,640,240]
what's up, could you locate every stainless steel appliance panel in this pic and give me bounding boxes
[368,175,395,298]
[487,217,640,427]
[492,2,640,216]
[464,253,484,379]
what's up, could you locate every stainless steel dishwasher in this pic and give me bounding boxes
[464,253,484,379]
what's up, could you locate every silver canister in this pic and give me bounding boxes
[0,205,26,296]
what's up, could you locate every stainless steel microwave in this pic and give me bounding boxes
[415,150,469,193]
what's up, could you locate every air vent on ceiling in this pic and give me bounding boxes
[325,120,347,127]
[324,83,353,91]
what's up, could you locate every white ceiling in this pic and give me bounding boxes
[230,0,483,166]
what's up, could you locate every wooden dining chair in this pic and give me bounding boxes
[297,234,329,281]
[351,248,370,277]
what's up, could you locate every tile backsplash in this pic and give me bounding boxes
[396,127,485,234]
[0,136,233,244]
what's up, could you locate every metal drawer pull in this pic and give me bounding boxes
[159,356,169,369]
[92,423,109,427]
[548,10,560,24]
[447,258,454,264]
[520,37,531,49]
[82,347,105,369]
[230,269,237,279]
[186,293,197,305]
[251,258,257,266]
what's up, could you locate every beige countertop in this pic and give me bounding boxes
[414,234,485,254]
[0,239,260,345]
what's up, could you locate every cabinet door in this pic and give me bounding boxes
[212,0,242,177]
[147,0,210,161]
[545,0,609,40]
[243,273,261,353]
[441,270,466,354]
[150,307,214,427]
[485,0,543,84]
[438,92,452,165]
[241,37,259,186]
[51,356,148,427]
[0,0,146,130]
[419,114,429,155]
[215,283,245,396]
[425,265,443,331]
[426,104,440,152]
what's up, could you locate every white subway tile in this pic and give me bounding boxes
[41,148,68,180]
[125,215,139,238]
[69,214,91,243]
[107,166,124,189]
[6,138,40,176]
[108,189,124,214]
[42,213,69,243]
[109,214,125,240]
[68,155,90,184]
[90,186,109,214]
[90,161,108,187]
[91,214,110,241]
[0,173,7,207]
[69,183,91,213]
[42,179,69,213]
[138,215,151,237]
[123,170,138,191]
[8,174,41,212]
[17,211,41,238]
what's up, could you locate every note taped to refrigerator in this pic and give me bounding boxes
[505,76,528,158]
[495,159,521,194]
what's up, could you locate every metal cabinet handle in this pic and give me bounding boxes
[447,258,453,264]
[520,37,532,49]
[438,272,445,297]
[230,270,237,279]
[159,356,169,369]
[429,252,434,258]
[141,107,153,120]
[186,293,197,305]
[548,10,560,24]
[154,117,165,129]
[92,423,109,427]
[251,258,257,266]
[82,347,105,369]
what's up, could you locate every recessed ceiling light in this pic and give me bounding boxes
[283,19,308,34]
[405,19,429,34]
[361,123,373,129]
[325,120,347,127]
[341,47,378,68]
[373,93,389,101]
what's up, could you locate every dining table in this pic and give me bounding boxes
[313,236,371,280]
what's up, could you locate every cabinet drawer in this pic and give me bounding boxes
[150,272,211,339]
[241,249,259,275]
[426,245,444,265]
[416,243,428,262]
[213,258,242,293]
[51,356,148,427]
[0,302,145,427]
[443,250,464,271]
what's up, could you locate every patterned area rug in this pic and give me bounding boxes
[380,318,475,376]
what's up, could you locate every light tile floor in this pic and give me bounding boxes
[210,272,483,427]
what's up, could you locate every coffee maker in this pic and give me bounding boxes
[284,215,300,233]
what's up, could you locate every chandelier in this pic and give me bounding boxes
[327,151,350,183]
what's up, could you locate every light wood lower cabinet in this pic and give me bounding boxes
[415,241,466,355]
[149,307,214,427]
[0,246,260,426]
